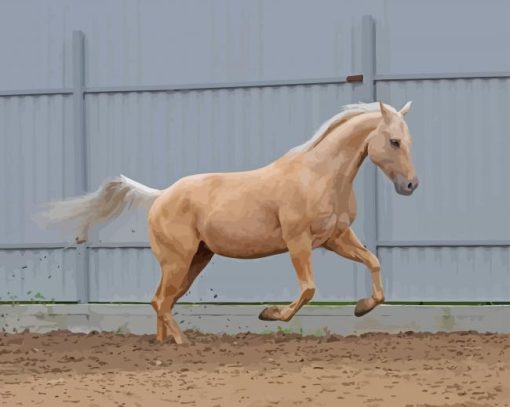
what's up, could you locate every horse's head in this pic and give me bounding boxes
[368,101,419,196]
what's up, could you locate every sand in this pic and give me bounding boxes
[0,330,508,406]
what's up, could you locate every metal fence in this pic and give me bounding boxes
[0,7,509,303]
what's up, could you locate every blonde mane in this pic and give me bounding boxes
[289,102,397,154]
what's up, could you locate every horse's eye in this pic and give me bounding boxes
[390,139,400,149]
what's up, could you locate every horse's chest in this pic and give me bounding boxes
[308,190,356,247]
[310,214,337,248]
[310,210,354,248]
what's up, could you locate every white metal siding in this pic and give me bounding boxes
[1,1,508,90]
[0,249,78,302]
[0,95,75,244]
[376,79,510,242]
[0,1,508,303]
[379,246,510,301]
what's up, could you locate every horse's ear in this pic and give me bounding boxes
[379,101,392,123]
[399,101,413,116]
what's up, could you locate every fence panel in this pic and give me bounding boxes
[0,248,78,303]
[85,83,378,302]
[375,78,510,300]
[376,79,510,242]
[0,95,81,302]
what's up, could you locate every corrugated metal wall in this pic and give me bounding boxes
[85,84,373,302]
[0,95,76,243]
[376,79,510,301]
[376,79,510,242]
[379,247,510,301]
[85,85,354,190]
[0,249,78,302]
[0,95,80,301]
[2,1,508,90]
[1,1,509,303]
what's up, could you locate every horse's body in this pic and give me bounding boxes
[150,154,355,260]
[37,101,418,344]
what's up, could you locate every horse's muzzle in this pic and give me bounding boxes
[394,174,419,196]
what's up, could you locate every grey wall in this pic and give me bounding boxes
[376,78,510,301]
[1,1,509,89]
[0,0,509,303]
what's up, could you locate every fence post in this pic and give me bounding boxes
[350,15,378,297]
[72,30,89,304]
[355,15,377,256]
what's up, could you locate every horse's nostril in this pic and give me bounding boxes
[407,182,413,189]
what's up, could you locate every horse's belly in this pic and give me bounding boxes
[208,240,288,259]
[201,213,287,259]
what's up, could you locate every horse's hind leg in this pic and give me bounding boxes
[151,242,213,344]
[151,281,167,342]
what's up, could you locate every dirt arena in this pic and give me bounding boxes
[0,330,508,407]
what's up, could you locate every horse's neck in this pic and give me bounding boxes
[307,113,380,186]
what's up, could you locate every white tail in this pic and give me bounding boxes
[34,175,162,244]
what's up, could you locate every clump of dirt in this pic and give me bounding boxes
[0,330,508,406]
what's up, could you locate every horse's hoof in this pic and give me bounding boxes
[354,297,376,317]
[258,306,281,321]
[172,335,189,345]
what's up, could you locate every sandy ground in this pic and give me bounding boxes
[0,330,508,407]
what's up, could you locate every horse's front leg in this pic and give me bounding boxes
[259,232,315,322]
[324,227,385,317]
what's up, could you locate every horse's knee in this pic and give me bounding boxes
[367,256,381,272]
[302,286,316,302]
[151,297,159,312]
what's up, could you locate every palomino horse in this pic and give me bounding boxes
[38,101,418,344]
